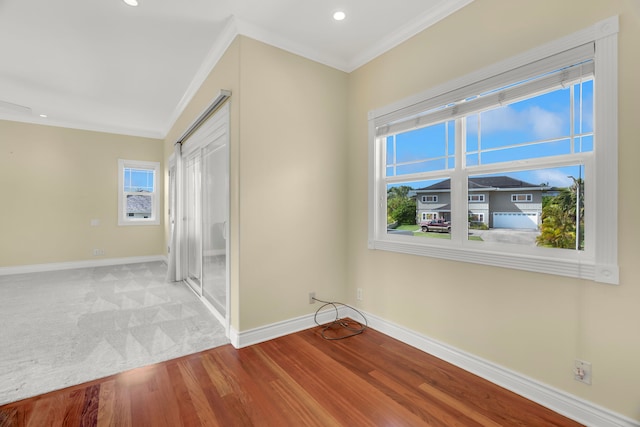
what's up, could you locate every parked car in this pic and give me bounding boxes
[420,219,451,233]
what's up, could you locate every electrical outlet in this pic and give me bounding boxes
[574,359,592,384]
[356,288,363,301]
[309,292,316,304]
[92,249,105,256]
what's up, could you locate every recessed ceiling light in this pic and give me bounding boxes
[123,0,138,6]
[39,114,47,118]
[333,11,346,21]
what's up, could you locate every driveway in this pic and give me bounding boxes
[469,228,539,246]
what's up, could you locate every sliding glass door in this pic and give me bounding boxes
[184,153,202,294]
[179,103,230,328]
[202,141,228,317]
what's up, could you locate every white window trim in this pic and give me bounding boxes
[469,194,485,202]
[368,16,619,284]
[118,159,160,226]
[421,195,438,203]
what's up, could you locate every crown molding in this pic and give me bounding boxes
[1,2,474,139]
[162,16,240,139]
[232,1,475,74]
[0,113,164,139]
[234,18,351,71]
[160,1,475,139]
[347,0,475,72]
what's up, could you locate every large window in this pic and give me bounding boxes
[368,17,619,284]
[118,159,160,226]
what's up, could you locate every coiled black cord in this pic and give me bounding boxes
[312,297,368,340]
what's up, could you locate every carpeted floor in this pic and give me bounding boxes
[0,261,229,405]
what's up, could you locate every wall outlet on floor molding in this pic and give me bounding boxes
[309,292,315,304]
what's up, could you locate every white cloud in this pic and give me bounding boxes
[528,106,564,139]
[471,105,566,140]
[471,106,520,134]
[530,169,573,187]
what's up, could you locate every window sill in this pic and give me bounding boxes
[368,238,619,285]
[118,220,160,226]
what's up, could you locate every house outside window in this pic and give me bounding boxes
[118,159,160,226]
[368,17,619,284]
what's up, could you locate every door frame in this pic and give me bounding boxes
[176,102,231,335]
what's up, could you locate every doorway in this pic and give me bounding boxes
[179,102,230,330]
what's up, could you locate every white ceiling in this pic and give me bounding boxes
[0,0,473,139]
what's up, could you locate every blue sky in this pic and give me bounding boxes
[386,79,593,190]
[124,168,155,192]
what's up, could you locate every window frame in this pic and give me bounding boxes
[368,16,619,284]
[421,195,438,203]
[118,159,161,226]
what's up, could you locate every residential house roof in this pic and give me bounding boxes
[416,176,546,192]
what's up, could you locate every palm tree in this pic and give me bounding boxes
[537,178,584,249]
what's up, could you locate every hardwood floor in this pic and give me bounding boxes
[0,323,583,426]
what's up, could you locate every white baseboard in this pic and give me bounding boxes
[364,311,639,427]
[231,305,350,348]
[231,308,638,427]
[0,255,167,276]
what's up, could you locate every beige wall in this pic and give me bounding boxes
[347,0,640,420]
[0,120,165,266]
[238,37,349,329]
[163,36,349,331]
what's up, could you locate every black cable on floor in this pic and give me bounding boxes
[312,297,368,340]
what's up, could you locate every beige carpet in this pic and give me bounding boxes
[0,261,229,405]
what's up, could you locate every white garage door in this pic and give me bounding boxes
[493,212,538,229]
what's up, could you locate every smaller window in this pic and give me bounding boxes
[421,195,438,203]
[511,194,533,202]
[468,194,485,202]
[118,159,160,226]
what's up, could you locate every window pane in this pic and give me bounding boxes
[126,194,153,219]
[386,179,452,239]
[386,136,394,166]
[386,121,454,176]
[576,135,593,153]
[467,166,584,251]
[479,89,570,148]
[124,168,155,192]
[466,81,593,166]
[574,79,594,135]
[480,139,572,164]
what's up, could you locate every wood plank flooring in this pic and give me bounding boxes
[0,323,583,426]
